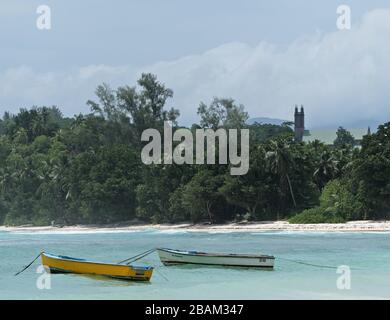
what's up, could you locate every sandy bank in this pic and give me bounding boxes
[2,220,390,233]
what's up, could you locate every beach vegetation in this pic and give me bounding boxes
[0,74,389,226]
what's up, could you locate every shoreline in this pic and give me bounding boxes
[2,220,390,233]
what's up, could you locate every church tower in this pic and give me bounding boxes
[294,105,305,142]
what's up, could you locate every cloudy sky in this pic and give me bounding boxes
[1,0,390,128]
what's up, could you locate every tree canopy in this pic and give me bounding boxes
[0,74,388,226]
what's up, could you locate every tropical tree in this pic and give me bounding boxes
[180,169,226,223]
[351,122,390,219]
[313,149,339,190]
[334,127,355,148]
[219,146,270,219]
[197,97,249,129]
[265,139,297,210]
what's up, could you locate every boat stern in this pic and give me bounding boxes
[127,266,154,281]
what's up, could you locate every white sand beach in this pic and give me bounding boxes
[2,220,390,233]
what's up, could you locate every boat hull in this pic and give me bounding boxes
[41,253,153,281]
[157,248,275,269]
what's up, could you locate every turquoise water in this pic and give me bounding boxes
[1,229,390,299]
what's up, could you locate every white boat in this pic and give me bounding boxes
[157,248,275,269]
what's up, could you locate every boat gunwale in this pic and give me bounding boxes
[157,248,275,259]
[161,260,274,268]
[42,252,153,270]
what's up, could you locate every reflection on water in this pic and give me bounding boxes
[67,274,152,287]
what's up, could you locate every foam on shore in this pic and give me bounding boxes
[3,220,390,234]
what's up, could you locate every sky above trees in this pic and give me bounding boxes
[1,0,390,128]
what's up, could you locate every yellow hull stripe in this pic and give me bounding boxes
[41,253,153,281]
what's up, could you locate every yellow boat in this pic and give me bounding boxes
[41,252,153,281]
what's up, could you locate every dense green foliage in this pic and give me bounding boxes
[0,74,389,226]
[334,126,356,148]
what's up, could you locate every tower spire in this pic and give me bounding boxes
[294,105,305,142]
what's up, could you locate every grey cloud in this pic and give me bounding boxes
[1,9,390,128]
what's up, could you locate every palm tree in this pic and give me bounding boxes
[308,139,324,153]
[313,150,339,190]
[266,139,297,210]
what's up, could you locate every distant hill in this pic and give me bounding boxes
[247,117,383,130]
[313,119,382,131]
[247,117,290,126]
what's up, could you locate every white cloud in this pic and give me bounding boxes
[0,65,134,116]
[1,9,390,128]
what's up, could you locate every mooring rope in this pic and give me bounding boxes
[155,267,169,281]
[119,248,169,280]
[277,257,352,270]
[118,249,169,281]
[14,252,42,276]
[14,249,356,280]
[117,248,157,265]
[15,249,157,276]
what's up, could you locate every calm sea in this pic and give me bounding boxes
[1,229,390,299]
